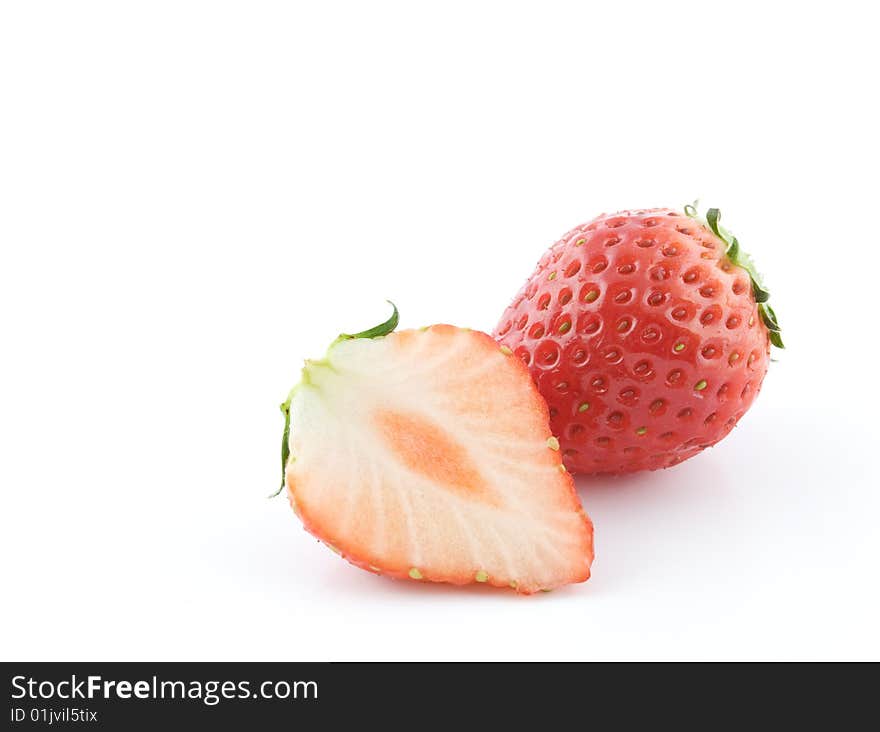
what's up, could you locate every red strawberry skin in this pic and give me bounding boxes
[493,209,771,475]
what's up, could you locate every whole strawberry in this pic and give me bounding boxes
[494,206,782,475]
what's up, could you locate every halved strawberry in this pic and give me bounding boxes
[278,304,594,594]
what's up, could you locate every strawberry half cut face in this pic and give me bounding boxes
[281,310,593,594]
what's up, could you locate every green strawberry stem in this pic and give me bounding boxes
[270,301,400,498]
[684,203,784,349]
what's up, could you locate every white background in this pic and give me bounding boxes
[2,1,878,661]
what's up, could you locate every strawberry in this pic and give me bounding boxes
[277,304,594,593]
[494,206,783,475]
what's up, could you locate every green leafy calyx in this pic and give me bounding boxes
[336,300,399,342]
[685,203,783,349]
